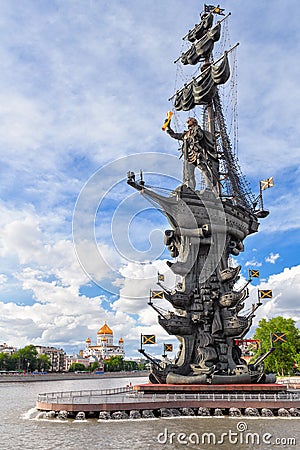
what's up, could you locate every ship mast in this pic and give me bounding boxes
[171,6,256,210]
[205,56,219,194]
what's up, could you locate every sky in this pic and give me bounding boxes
[0,0,299,359]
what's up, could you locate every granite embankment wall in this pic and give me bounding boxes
[0,370,149,383]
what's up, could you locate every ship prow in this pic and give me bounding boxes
[128,176,259,250]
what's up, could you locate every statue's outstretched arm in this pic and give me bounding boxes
[166,126,184,141]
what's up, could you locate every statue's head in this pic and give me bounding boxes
[186,117,198,128]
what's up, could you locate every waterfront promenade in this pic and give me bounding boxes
[277,377,300,389]
[0,370,149,383]
[35,376,300,417]
[36,383,300,415]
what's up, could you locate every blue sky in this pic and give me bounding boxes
[0,0,299,358]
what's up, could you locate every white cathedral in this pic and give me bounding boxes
[83,321,125,360]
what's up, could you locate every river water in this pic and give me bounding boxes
[0,376,299,450]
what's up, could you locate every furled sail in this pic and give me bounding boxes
[181,23,221,65]
[211,51,230,84]
[186,12,214,42]
[174,52,230,111]
[174,83,195,111]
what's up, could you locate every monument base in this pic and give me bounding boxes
[134,383,287,394]
[36,382,300,418]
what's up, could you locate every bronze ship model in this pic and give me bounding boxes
[127,4,274,385]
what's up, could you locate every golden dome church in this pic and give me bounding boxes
[83,321,125,360]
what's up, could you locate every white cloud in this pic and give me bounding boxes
[1,215,43,265]
[0,1,299,357]
[112,259,176,318]
[0,200,177,354]
[0,274,7,284]
[249,266,300,330]
[245,259,262,268]
[265,252,280,264]
[260,187,300,233]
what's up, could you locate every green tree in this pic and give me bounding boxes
[87,361,100,372]
[16,345,38,372]
[69,362,86,372]
[104,357,143,372]
[137,361,148,370]
[37,354,51,372]
[0,353,8,370]
[253,317,300,376]
[104,356,124,372]
[8,353,19,371]
[123,360,138,371]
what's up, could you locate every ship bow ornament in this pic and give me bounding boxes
[127,5,274,385]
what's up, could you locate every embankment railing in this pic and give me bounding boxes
[37,389,300,405]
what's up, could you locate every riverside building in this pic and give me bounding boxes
[83,321,125,360]
[35,346,65,372]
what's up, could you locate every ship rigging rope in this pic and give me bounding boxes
[143,184,174,192]
[230,48,239,157]
[215,13,231,59]
[150,302,169,315]
[213,90,256,209]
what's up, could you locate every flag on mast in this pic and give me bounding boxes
[249,269,260,278]
[258,289,273,299]
[151,290,164,299]
[260,177,274,191]
[142,335,156,345]
[164,343,173,352]
[271,332,287,343]
[204,4,225,15]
